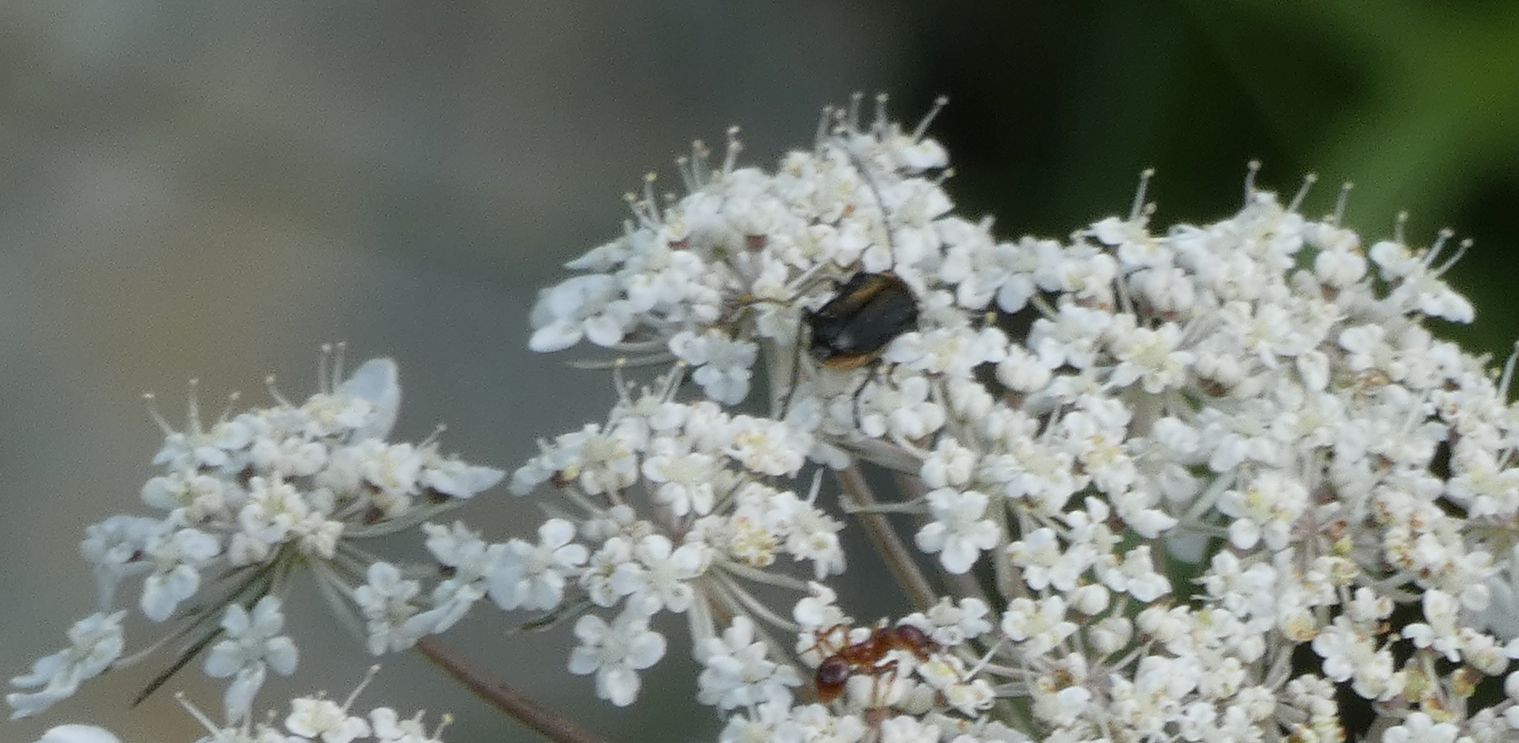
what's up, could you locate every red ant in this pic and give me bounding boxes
[810,623,940,705]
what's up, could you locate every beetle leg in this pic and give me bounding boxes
[777,313,808,419]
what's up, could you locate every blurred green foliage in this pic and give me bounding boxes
[900,1,1519,359]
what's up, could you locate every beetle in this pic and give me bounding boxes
[805,271,919,371]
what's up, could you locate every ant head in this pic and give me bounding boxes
[816,656,851,687]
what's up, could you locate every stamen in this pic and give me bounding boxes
[722,127,743,175]
[264,374,292,407]
[1331,181,1353,225]
[1433,237,1472,276]
[805,468,824,504]
[1421,228,1455,270]
[612,358,630,404]
[332,341,348,389]
[966,636,1009,678]
[216,391,242,423]
[318,343,333,391]
[642,173,660,222]
[420,423,447,448]
[174,691,222,733]
[434,713,455,738]
[1394,210,1410,244]
[341,664,382,710]
[814,105,834,151]
[1287,173,1318,213]
[185,378,202,434]
[621,191,641,222]
[674,155,695,192]
[690,139,708,184]
[1499,341,1519,400]
[847,91,864,130]
[911,95,950,141]
[932,167,956,186]
[873,92,890,132]
[1242,160,1261,202]
[143,392,173,434]
[1129,168,1155,222]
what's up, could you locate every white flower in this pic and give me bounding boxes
[8,612,126,719]
[353,562,426,655]
[488,518,587,612]
[914,488,999,574]
[568,607,667,706]
[285,697,371,743]
[1383,712,1461,743]
[610,534,706,613]
[641,438,719,516]
[35,726,122,743]
[528,274,630,352]
[140,527,221,621]
[696,616,802,710]
[204,596,298,721]
[419,452,504,499]
[671,329,759,405]
[413,522,501,634]
[1001,596,1077,657]
[370,707,441,743]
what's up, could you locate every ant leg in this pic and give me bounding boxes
[868,659,899,709]
[811,623,849,658]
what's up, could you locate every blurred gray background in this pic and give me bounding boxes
[4,2,1519,741]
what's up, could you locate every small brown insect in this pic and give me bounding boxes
[810,622,939,705]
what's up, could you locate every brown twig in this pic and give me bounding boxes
[415,637,608,743]
[836,464,938,611]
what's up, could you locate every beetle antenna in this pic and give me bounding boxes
[843,149,900,260]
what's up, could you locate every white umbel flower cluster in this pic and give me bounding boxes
[521,96,1519,740]
[18,94,1519,742]
[505,375,848,706]
[34,668,450,743]
[10,350,504,722]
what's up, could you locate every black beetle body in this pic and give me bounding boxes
[805,272,919,370]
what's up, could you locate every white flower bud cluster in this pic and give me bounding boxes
[10,351,503,722]
[523,96,1519,740]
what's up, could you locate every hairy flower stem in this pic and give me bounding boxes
[415,637,608,743]
[836,464,938,611]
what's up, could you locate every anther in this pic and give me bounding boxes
[1395,210,1410,244]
